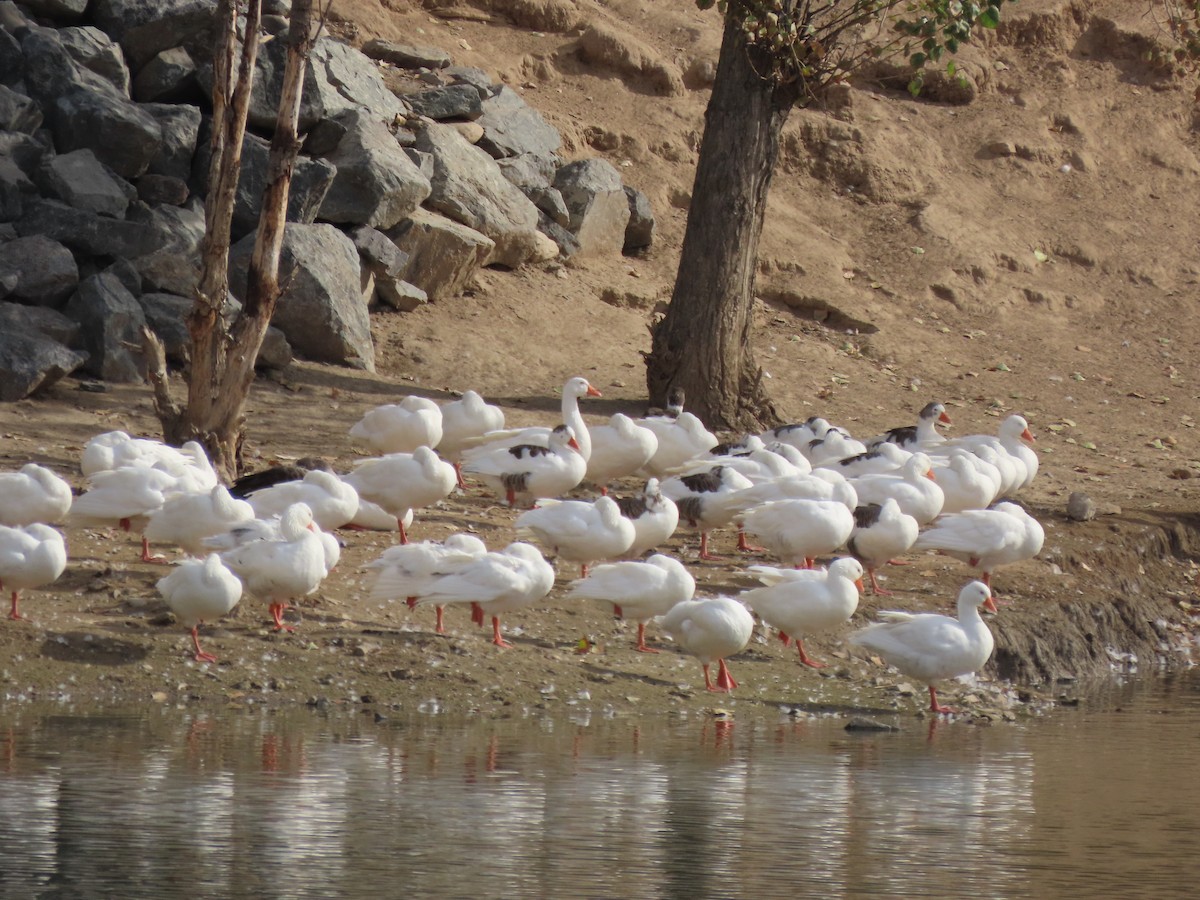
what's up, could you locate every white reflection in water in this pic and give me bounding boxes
[0,675,1199,899]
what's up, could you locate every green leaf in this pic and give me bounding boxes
[980,7,1001,28]
[910,51,927,68]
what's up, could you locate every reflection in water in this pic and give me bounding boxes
[1,674,1199,898]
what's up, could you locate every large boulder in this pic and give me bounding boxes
[37,148,135,218]
[23,0,90,20]
[50,88,163,179]
[0,234,79,306]
[385,208,494,301]
[405,84,483,121]
[553,159,630,259]
[361,39,451,70]
[0,301,80,346]
[64,271,148,383]
[0,157,34,223]
[0,85,42,134]
[128,200,205,296]
[143,102,200,181]
[315,109,432,229]
[132,47,197,103]
[92,0,218,71]
[0,328,87,401]
[58,25,130,95]
[475,86,561,160]
[16,198,168,258]
[229,224,375,371]
[415,123,544,268]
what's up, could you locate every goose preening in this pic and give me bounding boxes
[413,542,555,648]
[869,401,952,450]
[847,499,920,595]
[366,533,488,634]
[80,433,218,490]
[661,465,754,560]
[804,430,869,468]
[823,442,911,479]
[613,478,679,557]
[343,446,457,541]
[0,464,73,527]
[585,413,659,494]
[567,553,695,652]
[156,553,242,662]
[738,498,855,569]
[850,453,945,525]
[348,395,443,455]
[437,391,506,487]
[912,501,1045,592]
[515,495,636,577]
[0,523,67,620]
[850,580,997,714]
[143,484,255,557]
[636,412,719,476]
[202,512,341,574]
[741,557,864,668]
[462,424,586,507]
[70,464,195,562]
[218,502,328,632]
[243,468,360,532]
[759,417,840,452]
[928,449,1001,514]
[656,595,754,692]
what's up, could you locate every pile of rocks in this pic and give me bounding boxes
[0,0,655,400]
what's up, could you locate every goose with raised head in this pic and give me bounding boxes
[656,595,754,692]
[869,401,952,450]
[568,554,695,652]
[462,424,587,507]
[0,463,73,526]
[413,542,555,648]
[850,580,997,714]
[516,495,636,577]
[741,557,864,668]
[0,523,67,620]
[462,377,602,461]
[156,553,242,662]
[349,395,443,455]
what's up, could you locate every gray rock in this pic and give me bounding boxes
[229,223,375,371]
[128,199,204,296]
[0,234,78,305]
[405,84,483,121]
[404,148,435,180]
[315,109,432,230]
[1067,492,1096,522]
[143,102,200,181]
[0,84,42,133]
[302,116,348,157]
[93,0,217,71]
[0,131,52,175]
[476,85,561,160]
[0,301,79,345]
[132,46,196,103]
[308,37,408,124]
[39,148,135,218]
[64,271,147,382]
[0,328,87,400]
[362,39,451,70]
[138,290,191,363]
[103,257,142,296]
[623,185,655,251]
[553,158,630,258]
[16,197,168,258]
[351,225,410,280]
[136,173,189,206]
[385,207,494,301]
[0,27,22,85]
[23,0,90,18]
[496,153,556,192]
[51,88,163,178]
[59,26,130,96]
[445,65,494,99]
[375,276,427,312]
[0,157,33,222]
[416,122,542,269]
[257,326,293,370]
[537,212,579,260]
[21,28,122,111]
[844,717,900,733]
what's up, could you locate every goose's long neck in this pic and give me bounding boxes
[564,395,591,460]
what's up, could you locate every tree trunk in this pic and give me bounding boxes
[152,0,318,482]
[646,11,799,432]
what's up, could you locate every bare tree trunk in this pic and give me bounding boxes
[646,12,799,432]
[150,0,319,481]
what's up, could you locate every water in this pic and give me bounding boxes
[1,674,1199,899]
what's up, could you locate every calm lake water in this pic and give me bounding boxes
[1,673,1199,899]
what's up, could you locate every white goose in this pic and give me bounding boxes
[516,495,636,577]
[144,484,255,557]
[349,395,444,455]
[727,469,859,515]
[869,401,953,450]
[244,469,360,532]
[636,412,719,476]
[413,542,555,648]
[738,498,855,569]
[850,580,997,714]
[913,501,1045,592]
[0,464,73,526]
[202,512,341,574]
[657,595,755,693]
[741,557,864,667]
[850,453,944,525]
[938,414,1037,496]
[567,554,695,652]
[586,413,659,494]
[463,376,602,461]
[759,416,839,451]
[805,429,869,468]
[156,553,242,662]
[822,442,911,478]
[613,478,679,557]
[847,498,920,595]
[928,449,1000,513]
[81,433,218,488]
[462,424,586,507]
[661,464,755,560]
[343,446,457,541]
[366,533,488,634]
[218,502,329,632]
[0,523,67,620]
[70,464,191,562]
[437,390,506,487]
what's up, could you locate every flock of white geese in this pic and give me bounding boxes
[0,376,1044,714]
